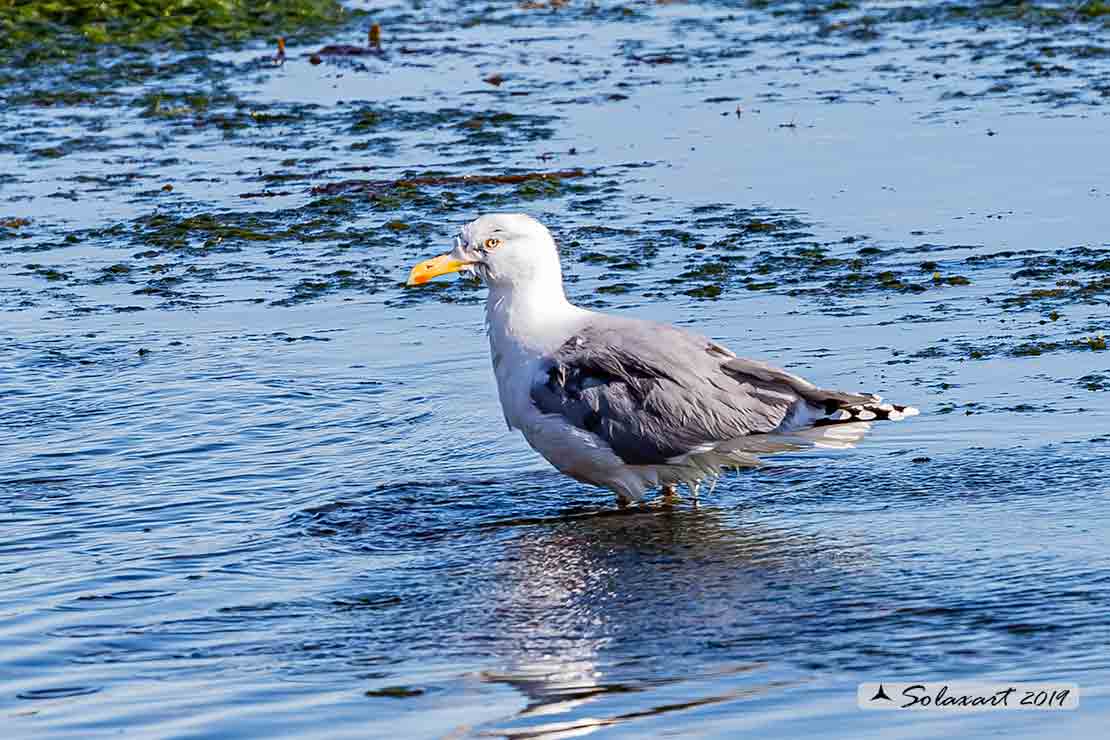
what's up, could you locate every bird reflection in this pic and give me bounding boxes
[476,506,867,737]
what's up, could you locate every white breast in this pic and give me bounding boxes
[483,291,660,501]
[485,287,584,428]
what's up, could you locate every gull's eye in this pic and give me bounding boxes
[484,237,502,250]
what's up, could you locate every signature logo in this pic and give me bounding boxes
[858,682,1078,711]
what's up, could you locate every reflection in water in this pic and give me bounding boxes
[475,507,864,737]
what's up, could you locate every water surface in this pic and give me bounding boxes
[2,1,1109,737]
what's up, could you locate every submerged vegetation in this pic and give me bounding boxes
[0,0,350,61]
[1,0,1106,368]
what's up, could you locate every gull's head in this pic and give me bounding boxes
[406,213,563,292]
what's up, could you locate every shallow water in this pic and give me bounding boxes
[2,1,1109,737]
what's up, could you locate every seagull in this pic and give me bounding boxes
[407,214,918,507]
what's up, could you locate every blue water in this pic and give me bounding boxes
[2,1,1110,737]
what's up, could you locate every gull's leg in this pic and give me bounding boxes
[661,484,681,507]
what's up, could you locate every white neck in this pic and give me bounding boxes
[485,278,580,352]
[484,280,588,429]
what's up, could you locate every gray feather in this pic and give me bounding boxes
[530,316,875,466]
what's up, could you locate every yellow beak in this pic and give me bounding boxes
[406,254,471,286]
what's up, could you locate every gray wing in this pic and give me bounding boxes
[530,316,873,466]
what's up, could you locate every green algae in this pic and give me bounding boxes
[340,106,557,146]
[1,1,1105,324]
[310,170,589,200]
[99,263,132,279]
[1085,335,1108,351]
[4,89,104,106]
[515,178,564,200]
[1078,1,1110,19]
[134,90,312,135]
[140,91,222,118]
[1004,277,1110,307]
[578,251,623,266]
[0,1,353,63]
[596,283,636,295]
[1010,335,1106,356]
[906,331,1109,364]
[351,109,381,132]
[1079,372,1110,391]
[679,261,732,280]
[125,212,277,252]
[933,274,971,286]
[30,146,66,159]
[1011,341,1061,357]
[22,264,70,282]
[19,196,426,310]
[684,284,723,299]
